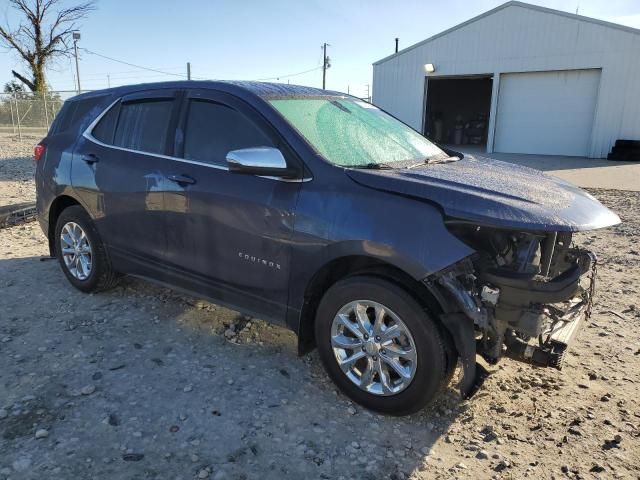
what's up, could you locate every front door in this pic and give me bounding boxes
[163,90,303,322]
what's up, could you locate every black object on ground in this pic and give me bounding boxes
[0,202,37,228]
[608,139,640,161]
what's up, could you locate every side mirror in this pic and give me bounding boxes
[226,147,297,178]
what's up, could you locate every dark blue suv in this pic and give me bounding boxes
[35,81,619,414]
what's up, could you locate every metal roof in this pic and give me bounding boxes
[373,1,640,66]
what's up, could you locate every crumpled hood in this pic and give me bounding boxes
[346,155,620,232]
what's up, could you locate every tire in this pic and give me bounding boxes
[315,276,450,415]
[54,205,119,293]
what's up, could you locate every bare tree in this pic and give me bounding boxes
[0,0,96,92]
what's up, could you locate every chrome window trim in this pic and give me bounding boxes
[82,97,312,182]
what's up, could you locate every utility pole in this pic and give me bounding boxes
[187,62,191,80]
[107,74,111,88]
[73,32,82,93]
[395,37,399,53]
[322,43,331,90]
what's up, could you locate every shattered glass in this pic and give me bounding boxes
[270,98,443,167]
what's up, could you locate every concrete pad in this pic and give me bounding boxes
[448,145,640,191]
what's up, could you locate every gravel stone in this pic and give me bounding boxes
[80,385,96,396]
[476,450,489,460]
[12,457,31,472]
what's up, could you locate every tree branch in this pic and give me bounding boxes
[0,25,34,63]
[11,70,36,91]
[44,2,96,56]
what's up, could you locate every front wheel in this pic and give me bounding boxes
[315,276,451,415]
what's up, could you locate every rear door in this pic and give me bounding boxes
[73,89,180,271]
[37,94,108,225]
[163,89,303,321]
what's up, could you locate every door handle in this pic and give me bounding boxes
[81,153,99,164]
[168,174,196,185]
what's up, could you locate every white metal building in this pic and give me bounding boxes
[372,1,640,158]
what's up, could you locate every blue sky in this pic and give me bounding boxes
[1,0,639,98]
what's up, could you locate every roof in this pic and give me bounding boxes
[71,80,345,102]
[224,81,344,98]
[373,1,640,66]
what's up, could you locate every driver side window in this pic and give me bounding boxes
[183,99,274,167]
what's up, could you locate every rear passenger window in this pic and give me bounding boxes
[92,102,120,144]
[113,99,174,155]
[183,100,273,166]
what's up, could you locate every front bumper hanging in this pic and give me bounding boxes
[435,249,597,399]
[501,250,597,369]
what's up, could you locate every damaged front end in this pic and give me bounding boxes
[428,224,597,398]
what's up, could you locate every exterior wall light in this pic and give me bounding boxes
[424,63,435,73]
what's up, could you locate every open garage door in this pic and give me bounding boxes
[494,69,601,157]
[424,76,493,149]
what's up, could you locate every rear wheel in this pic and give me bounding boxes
[315,276,451,415]
[55,205,119,293]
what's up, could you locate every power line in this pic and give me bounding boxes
[80,48,189,78]
[81,67,186,78]
[254,65,323,82]
[75,47,324,86]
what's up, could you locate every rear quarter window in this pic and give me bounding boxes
[91,101,120,144]
[50,95,107,136]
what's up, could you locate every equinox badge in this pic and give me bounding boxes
[238,252,281,270]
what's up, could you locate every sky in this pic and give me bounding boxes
[1,0,639,99]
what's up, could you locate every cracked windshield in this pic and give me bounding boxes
[270,98,444,167]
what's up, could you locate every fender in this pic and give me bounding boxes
[285,177,475,333]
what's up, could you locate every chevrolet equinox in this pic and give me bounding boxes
[35,81,620,415]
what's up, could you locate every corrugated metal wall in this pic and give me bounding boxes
[372,3,640,158]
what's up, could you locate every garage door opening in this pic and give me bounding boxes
[424,76,493,151]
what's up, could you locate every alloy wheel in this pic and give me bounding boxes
[60,221,93,281]
[330,300,417,396]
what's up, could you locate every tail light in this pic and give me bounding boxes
[34,143,46,162]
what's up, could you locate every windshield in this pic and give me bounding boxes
[269,98,445,167]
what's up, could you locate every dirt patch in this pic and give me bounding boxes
[0,137,638,479]
[1,398,59,442]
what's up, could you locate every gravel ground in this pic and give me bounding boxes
[0,137,639,479]
[0,135,37,206]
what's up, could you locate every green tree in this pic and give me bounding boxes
[3,80,25,94]
[0,0,96,92]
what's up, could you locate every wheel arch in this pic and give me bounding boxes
[296,254,455,356]
[47,195,84,256]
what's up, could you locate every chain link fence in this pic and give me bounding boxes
[0,90,83,139]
